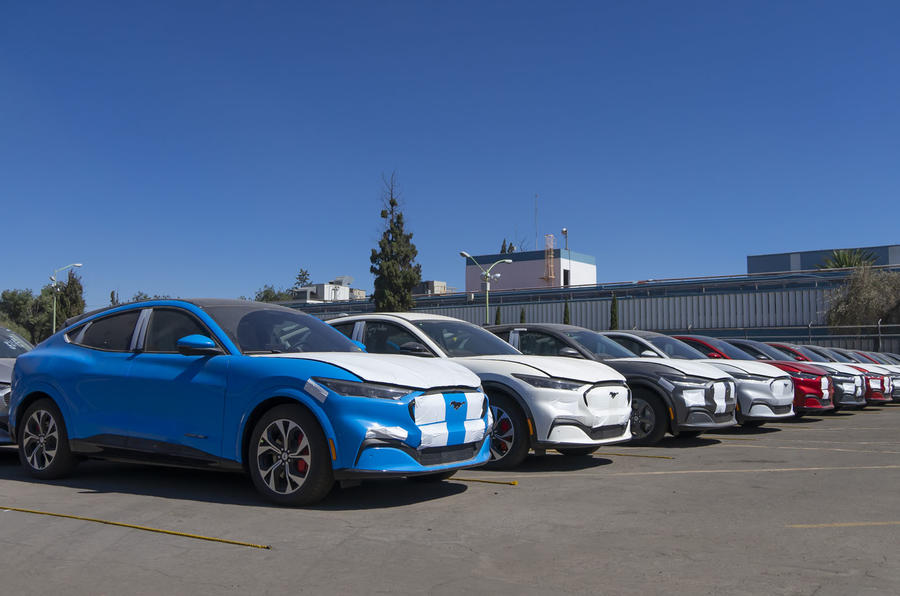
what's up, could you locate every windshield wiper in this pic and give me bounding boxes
[244,349,283,354]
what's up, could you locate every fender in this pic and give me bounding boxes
[10,379,72,441]
[230,386,339,464]
[481,380,539,446]
[625,377,677,432]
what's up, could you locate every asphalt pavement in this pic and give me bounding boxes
[2,406,900,595]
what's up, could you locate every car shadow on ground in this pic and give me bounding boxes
[618,436,722,449]
[780,416,824,424]
[475,453,613,474]
[708,425,782,436]
[0,447,468,510]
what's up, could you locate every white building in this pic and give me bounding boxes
[292,276,366,303]
[463,249,597,293]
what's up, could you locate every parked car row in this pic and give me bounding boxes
[4,300,898,506]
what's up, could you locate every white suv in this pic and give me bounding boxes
[329,313,632,469]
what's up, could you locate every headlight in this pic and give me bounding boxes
[790,371,819,380]
[659,375,710,407]
[512,374,585,391]
[313,377,413,400]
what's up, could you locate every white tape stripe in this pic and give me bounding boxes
[464,392,483,420]
[463,419,487,443]
[713,382,726,414]
[415,395,446,425]
[419,423,449,447]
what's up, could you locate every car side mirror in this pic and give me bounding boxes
[707,352,723,359]
[351,340,367,352]
[640,350,656,358]
[177,335,223,356]
[558,347,583,358]
[399,341,433,357]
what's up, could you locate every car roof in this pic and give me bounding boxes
[335,312,461,323]
[64,298,300,327]
[602,329,663,339]
[488,323,586,332]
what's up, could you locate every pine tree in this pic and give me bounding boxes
[563,301,571,325]
[520,307,526,323]
[500,239,508,253]
[370,173,422,312]
[495,306,501,325]
[110,290,120,306]
[610,293,619,330]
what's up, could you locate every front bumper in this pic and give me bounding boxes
[323,387,493,477]
[335,438,491,479]
[795,395,835,413]
[529,382,633,447]
[734,377,795,421]
[666,378,738,431]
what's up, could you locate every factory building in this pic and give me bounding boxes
[748,244,900,274]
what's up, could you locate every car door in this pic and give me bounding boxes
[67,309,143,442]
[125,307,228,460]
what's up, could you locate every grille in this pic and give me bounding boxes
[418,442,477,466]
[588,423,628,440]
[770,405,792,414]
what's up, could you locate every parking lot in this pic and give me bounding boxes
[1,407,899,595]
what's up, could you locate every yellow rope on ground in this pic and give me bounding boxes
[1,506,271,550]
[455,478,518,486]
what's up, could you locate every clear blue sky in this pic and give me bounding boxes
[3,2,899,310]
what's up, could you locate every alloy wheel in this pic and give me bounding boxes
[490,405,515,460]
[630,397,656,440]
[22,409,59,471]
[256,418,311,495]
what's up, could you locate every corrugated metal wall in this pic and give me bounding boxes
[415,287,832,331]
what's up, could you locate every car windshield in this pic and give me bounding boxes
[647,336,706,360]
[0,328,33,358]
[739,340,791,360]
[814,347,853,363]
[791,345,829,362]
[703,337,756,360]
[202,304,360,354]
[415,320,520,357]
[833,349,864,363]
[865,353,892,365]
[564,330,636,359]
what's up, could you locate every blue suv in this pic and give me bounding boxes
[9,299,491,505]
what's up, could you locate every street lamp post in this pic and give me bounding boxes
[50,263,83,333]
[460,251,512,325]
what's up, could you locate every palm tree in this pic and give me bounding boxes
[818,249,877,269]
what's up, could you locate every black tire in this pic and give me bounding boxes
[629,392,668,446]
[408,470,457,483]
[248,404,334,506]
[741,420,765,428]
[556,447,599,457]
[676,430,703,439]
[484,392,530,470]
[18,398,78,479]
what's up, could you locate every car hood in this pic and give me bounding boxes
[700,359,787,378]
[606,357,731,380]
[0,358,13,383]
[807,362,868,377]
[457,355,625,383]
[851,363,895,375]
[251,353,482,389]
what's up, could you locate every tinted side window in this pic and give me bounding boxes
[80,311,140,351]
[331,323,355,339]
[64,324,86,344]
[680,339,711,355]
[145,309,212,353]
[610,336,646,355]
[363,322,422,354]
[519,331,567,356]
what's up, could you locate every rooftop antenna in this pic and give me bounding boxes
[534,194,538,251]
